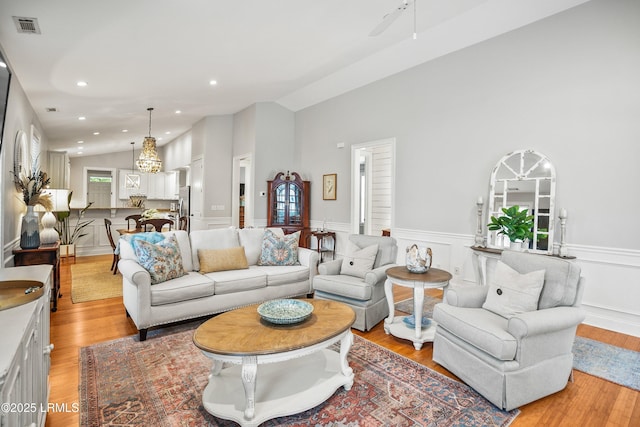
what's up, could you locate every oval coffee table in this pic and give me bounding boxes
[384,266,452,350]
[193,299,356,426]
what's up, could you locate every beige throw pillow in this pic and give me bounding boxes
[482,260,545,318]
[341,244,379,278]
[198,247,249,273]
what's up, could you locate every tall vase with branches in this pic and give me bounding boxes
[13,166,53,249]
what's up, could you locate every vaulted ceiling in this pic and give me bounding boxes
[0,0,589,157]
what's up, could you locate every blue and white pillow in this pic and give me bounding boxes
[257,230,300,266]
[133,234,187,284]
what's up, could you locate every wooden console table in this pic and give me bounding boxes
[306,230,336,262]
[13,242,61,312]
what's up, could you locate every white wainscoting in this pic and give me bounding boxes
[313,222,640,338]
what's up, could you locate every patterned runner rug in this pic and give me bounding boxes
[79,322,519,426]
[396,298,640,392]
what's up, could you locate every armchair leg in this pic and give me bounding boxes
[569,369,575,383]
[139,329,148,341]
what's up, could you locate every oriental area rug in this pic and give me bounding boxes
[71,260,122,303]
[79,323,519,426]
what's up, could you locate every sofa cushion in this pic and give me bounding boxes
[198,247,248,273]
[238,228,267,265]
[313,274,374,301]
[203,269,267,295]
[252,265,310,286]
[258,229,300,266]
[341,243,378,279]
[501,250,581,309]
[349,235,397,268]
[150,272,214,306]
[133,234,187,285]
[482,261,545,318]
[433,304,517,361]
[190,227,240,272]
[118,230,193,272]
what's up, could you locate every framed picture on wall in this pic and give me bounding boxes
[323,173,337,200]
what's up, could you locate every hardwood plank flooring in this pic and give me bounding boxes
[46,255,639,426]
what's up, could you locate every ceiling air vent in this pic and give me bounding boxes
[46,107,57,113]
[13,16,41,34]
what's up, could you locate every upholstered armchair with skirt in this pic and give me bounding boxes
[432,250,585,411]
[313,235,398,331]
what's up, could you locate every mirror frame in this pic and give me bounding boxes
[487,149,556,254]
[13,130,30,184]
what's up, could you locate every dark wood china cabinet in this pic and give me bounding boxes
[267,171,310,247]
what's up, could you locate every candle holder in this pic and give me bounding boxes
[558,208,568,257]
[475,199,486,247]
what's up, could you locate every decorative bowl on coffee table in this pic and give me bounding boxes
[257,299,314,324]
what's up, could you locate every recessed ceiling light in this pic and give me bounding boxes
[78,116,86,120]
[122,129,128,133]
[165,131,171,135]
[77,140,84,144]
[77,81,88,87]
[209,80,217,86]
[93,132,100,135]
[175,110,181,114]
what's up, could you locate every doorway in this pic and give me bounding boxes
[351,138,395,236]
[83,167,116,208]
[232,154,253,229]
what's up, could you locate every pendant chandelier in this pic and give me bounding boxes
[136,107,162,174]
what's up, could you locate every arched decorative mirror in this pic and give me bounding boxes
[487,149,556,253]
[13,129,30,183]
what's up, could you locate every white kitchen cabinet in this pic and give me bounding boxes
[118,169,148,200]
[0,265,53,427]
[164,171,179,200]
[147,172,165,199]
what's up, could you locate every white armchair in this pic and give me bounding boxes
[313,235,398,331]
[432,250,585,410]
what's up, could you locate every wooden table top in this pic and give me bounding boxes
[385,266,452,283]
[116,228,143,235]
[193,299,355,356]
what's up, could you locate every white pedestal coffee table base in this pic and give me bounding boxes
[201,330,354,427]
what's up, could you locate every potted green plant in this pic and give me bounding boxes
[487,205,534,250]
[55,191,94,257]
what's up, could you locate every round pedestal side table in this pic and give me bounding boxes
[384,266,452,350]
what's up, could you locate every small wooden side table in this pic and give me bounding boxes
[306,230,336,262]
[384,266,452,350]
[13,242,61,312]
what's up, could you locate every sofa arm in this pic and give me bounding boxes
[508,306,586,339]
[118,259,151,288]
[318,259,342,275]
[364,264,397,286]
[444,284,488,308]
[298,247,319,281]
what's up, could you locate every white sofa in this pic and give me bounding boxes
[118,227,319,340]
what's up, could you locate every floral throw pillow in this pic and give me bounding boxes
[257,229,300,266]
[133,234,187,284]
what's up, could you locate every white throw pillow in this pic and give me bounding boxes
[341,243,379,279]
[482,260,545,318]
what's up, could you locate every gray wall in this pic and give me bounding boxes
[1,70,48,264]
[294,0,640,250]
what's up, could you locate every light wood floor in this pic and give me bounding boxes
[46,255,639,426]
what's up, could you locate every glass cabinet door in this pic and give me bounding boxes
[288,184,301,225]
[273,183,287,224]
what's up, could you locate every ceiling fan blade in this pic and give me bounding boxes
[369,0,413,37]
